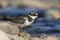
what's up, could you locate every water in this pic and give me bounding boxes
[23,18,60,36]
[0,7,60,36]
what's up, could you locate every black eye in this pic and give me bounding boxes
[32,13,38,16]
[33,14,36,16]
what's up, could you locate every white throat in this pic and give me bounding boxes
[28,15,37,20]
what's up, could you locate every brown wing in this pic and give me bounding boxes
[4,15,26,24]
[10,16,26,24]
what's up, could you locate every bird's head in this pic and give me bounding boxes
[28,12,38,20]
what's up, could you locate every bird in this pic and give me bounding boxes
[5,12,38,28]
[0,12,38,35]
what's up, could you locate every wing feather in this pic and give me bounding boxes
[7,16,26,24]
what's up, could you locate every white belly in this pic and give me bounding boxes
[21,18,34,27]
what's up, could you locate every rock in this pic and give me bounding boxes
[44,35,58,40]
[31,37,42,40]
[18,32,31,40]
[0,30,10,40]
[0,21,19,35]
[39,34,47,39]
[44,9,60,20]
[7,32,32,40]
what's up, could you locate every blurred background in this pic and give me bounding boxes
[0,0,60,37]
